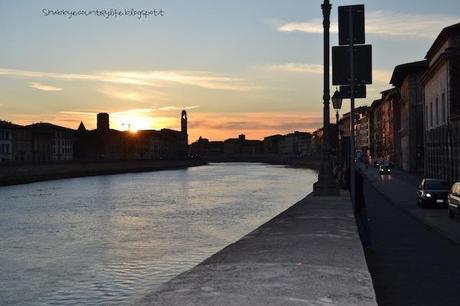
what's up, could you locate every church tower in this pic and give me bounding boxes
[181,110,188,139]
[180,109,188,144]
[181,110,188,157]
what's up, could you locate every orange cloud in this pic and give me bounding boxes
[187,112,323,141]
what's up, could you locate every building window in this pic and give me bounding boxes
[0,130,8,140]
[426,105,429,129]
[0,144,10,153]
[442,93,446,122]
[436,97,439,126]
[430,101,433,128]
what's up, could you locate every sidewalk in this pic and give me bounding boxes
[360,164,460,244]
[138,192,376,306]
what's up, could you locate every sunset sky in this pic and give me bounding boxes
[1,0,459,141]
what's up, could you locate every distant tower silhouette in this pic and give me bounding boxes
[77,121,87,132]
[97,113,109,132]
[181,110,188,144]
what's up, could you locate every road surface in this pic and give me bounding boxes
[362,166,460,305]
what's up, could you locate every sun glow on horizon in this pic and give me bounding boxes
[115,116,153,132]
[107,109,180,133]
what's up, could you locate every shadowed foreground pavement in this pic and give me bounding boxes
[139,192,376,306]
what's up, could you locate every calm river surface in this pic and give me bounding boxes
[0,163,317,305]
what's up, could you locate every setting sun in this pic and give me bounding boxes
[112,114,153,132]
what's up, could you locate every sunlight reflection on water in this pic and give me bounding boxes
[0,163,317,305]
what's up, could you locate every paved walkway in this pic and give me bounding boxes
[139,192,376,306]
[361,165,460,244]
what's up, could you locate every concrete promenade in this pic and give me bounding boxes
[140,192,376,306]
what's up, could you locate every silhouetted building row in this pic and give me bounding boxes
[75,111,188,161]
[0,121,74,162]
[337,22,460,182]
[190,134,263,157]
[189,131,312,158]
[0,111,189,163]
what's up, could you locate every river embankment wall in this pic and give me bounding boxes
[0,159,207,186]
[140,191,377,305]
[0,156,321,187]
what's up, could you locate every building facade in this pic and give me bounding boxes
[223,134,263,155]
[189,137,224,157]
[340,106,369,160]
[422,23,460,182]
[12,126,33,162]
[369,99,381,161]
[355,107,370,159]
[279,131,312,157]
[369,89,401,164]
[0,121,13,162]
[390,60,428,173]
[27,123,75,162]
[263,135,284,155]
[311,125,337,156]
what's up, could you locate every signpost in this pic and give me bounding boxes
[332,45,372,85]
[339,85,366,99]
[333,4,372,206]
[338,5,365,45]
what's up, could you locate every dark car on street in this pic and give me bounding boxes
[417,178,451,208]
[448,182,460,218]
[379,165,391,175]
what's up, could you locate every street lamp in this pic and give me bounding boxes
[332,89,343,112]
[332,89,343,170]
[313,0,340,196]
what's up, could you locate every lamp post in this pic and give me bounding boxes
[313,0,340,196]
[332,89,343,170]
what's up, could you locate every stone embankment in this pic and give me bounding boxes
[140,191,377,306]
[0,159,207,186]
[206,155,321,170]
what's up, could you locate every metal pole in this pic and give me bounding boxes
[314,0,339,196]
[321,0,332,175]
[336,110,340,168]
[349,7,356,205]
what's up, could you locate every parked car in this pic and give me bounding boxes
[379,165,391,175]
[448,182,460,218]
[417,178,451,208]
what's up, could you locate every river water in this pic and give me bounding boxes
[0,163,317,305]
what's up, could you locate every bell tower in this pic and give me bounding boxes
[181,110,188,143]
